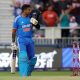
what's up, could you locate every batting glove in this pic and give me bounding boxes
[11,42,17,50]
[30,18,38,26]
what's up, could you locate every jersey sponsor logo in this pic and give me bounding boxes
[23,28,30,31]
[22,24,32,28]
[22,24,32,32]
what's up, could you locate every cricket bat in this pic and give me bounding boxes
[11,50,17,73]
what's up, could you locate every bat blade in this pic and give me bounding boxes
[11,50,17,73]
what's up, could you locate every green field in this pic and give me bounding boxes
[0,71,80,80]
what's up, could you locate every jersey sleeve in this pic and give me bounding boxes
[13,17,18,29]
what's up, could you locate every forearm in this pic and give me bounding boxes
[34,23,40,30]
[11,32,17,51]
[12,29,16,42]
[12,33,16,42]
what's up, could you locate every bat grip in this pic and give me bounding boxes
[13,50,17,59]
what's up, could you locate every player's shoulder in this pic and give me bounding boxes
[14,15,21,22]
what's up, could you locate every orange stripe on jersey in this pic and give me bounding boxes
[12,29,17,33]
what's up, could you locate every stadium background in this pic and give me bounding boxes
[0,0,80,79]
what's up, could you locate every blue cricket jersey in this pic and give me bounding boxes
[13,15,33,38]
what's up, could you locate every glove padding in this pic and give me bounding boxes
[11,42,17,50]
[30,18,38,26]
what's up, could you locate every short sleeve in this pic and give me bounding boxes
[13,17,18,29]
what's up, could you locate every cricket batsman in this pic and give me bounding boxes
[11,4,40,76]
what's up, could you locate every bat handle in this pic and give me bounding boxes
[13,50,17,59]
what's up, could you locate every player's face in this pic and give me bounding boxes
[25,7,32,15]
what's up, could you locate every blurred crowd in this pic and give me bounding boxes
[11,0,80,37]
